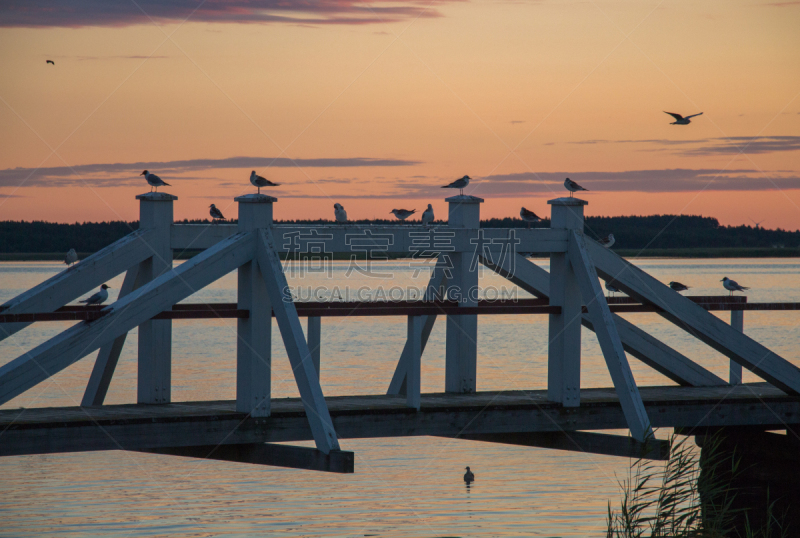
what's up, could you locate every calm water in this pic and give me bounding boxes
[2,258,800,537]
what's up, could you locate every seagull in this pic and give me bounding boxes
[721,277,749,295]
[598,234,615,248]
[80,284,110,306]
[64,248,78,266]
[664,111,703,125]
[520,207,541,228]
[140,170,170,192]
[250,170,279,194]
[605,281,621,297]
[441,175,471,196]
[46,60,55,65]
[421,204,435,226]
[209,204,224,221]
[564,177,588,197]
[334,203,347,223]
[464,466,474,485]
[391,209,416,221]
[669,281,690,292]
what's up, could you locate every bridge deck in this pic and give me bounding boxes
[1,383,797,457]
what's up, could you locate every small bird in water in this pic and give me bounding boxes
[46,60,55,65]
[80,284,110,305]
[64,248,78,266]
[209,204,224,221]
[441,175,471,196]
[721,277,749,295]
[669,281,690,292]
[140,170,170,192]
[564,177,588,197]
[598,234,615,248]
[664,111,703,125]
[250,170,280,194]
[334,203,347,223]
[605,281,621,297]
[520,207,541,228]
[421,204,435,227]
[464,466,475,485]
[391,208,416,221]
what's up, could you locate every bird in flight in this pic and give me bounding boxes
[598,234,615,248]
[64,248,78,266]
[46,60,55,65]
[664,111,703,125]
[721,277,749,295]
[80,284,110,306]
[421,204,435,227]
[334,203,347,223]
[250,170,279,194]
[391,209,416,220]
[441,175,471,196]
[141,170,169,192]
[669,281,690,292]
[209,204,224,221]
[520,207,541,228]
[564,177,588,197]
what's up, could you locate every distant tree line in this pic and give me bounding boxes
[0,215,797,253]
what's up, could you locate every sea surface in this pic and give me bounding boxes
[1,257,800,537]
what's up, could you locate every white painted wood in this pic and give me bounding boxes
[568,231,652,442]
[480,252,726,387]
[307,317,321,379]
[136,193,175,404]
[0,229,156,342]
[256,228,340,453]
[586,239,800,396]
[0,232,256,406]
[81,264,142,406]
[406,315,422,410]
[730,310,744,385]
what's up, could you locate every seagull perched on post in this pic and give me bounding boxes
[669,281,690,293]
[250,170,279,194]
[664,111,703,125]
[721,277,749,295]
[598,234,615,248]
[334,203,347,223]
[209,204,224,221]
[140,170,170,192]
[80,284,110,305]
[464,466,474,485]
[564,177,588,197]
[46,60,55,65]
[64,248,78,266]
[391,209,416,221]
[441,175,471,196]
[421,204,435,227]
[520,207,541,228]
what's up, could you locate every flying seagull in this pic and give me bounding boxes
[334,203,347,223]
[598,234,615,248]
[209,204,224,221]
[421,204,435,227]
[605,281,621,297]
[140,170,170,192]
[64,248,78,266]
[80,284,110,306]
[391,209,416,221]
[520,207,541,228]
[250,170,279,194]
[441,175,471,196]
[721,277,749,295]
[664,111,703,125]
[464,466,475,485]
[669,281,690,292]
[564,177,588,197]
[46,60,55,65]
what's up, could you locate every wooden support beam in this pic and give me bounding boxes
[730,310,743,385]
[568,231,652,442]
[406,315,422,410]
[256,228,340,454]
[586,239,800,396]
[0,232,256,406]
[481,253,726,387]
[307,317,321,379]
[139,444,354,473]
[0,229,156,342]
[449,431,670,460]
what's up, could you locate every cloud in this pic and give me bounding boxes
[0,156,420,187]
[510,120,525,125]
[0,1,459,28]
[569,136,800,155]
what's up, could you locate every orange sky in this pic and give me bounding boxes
[1,0,799,229]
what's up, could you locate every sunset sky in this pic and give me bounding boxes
[1,0,799,229]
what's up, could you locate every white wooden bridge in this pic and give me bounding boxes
[2,192,799,473]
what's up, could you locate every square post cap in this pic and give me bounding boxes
[235,194,278,203]
[136,192,178,201]
[548,197,587,207]
[445,194,484,204]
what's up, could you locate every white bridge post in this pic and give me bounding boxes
[547,197,587,407]
[136,192,176,404]
[445,195,484,393]
[236,194,275,416]
[730,309,744,385]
